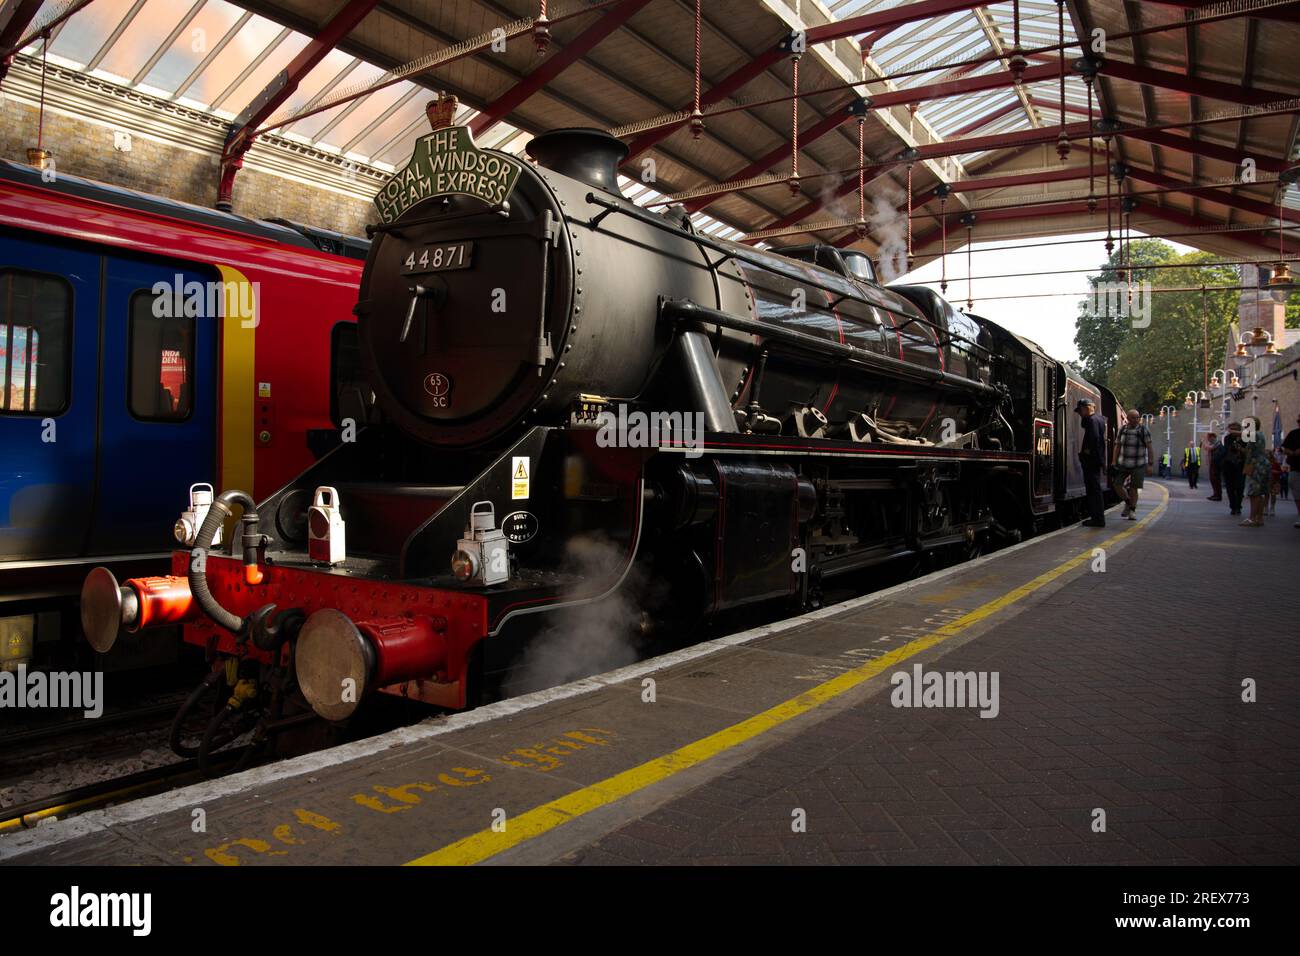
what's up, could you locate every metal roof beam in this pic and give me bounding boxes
[0,0,45,83]
[684,62,1064,213]
[1137,0,1300,22]
[1102,58,1291,107]
[740,120,1097,233]
[469,0,653,136]
[624,0,989,162]
[1122,126,1291,173]
[1124,166,1300,223]
[217,0,381,210]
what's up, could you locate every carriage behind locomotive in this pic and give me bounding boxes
[80,125,1117,743]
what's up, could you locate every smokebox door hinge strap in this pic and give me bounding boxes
[534,210,556,370]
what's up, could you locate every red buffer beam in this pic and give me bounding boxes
[469,0,653,136]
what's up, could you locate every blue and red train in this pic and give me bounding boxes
[0,158,365,670]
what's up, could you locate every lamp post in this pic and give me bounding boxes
[1209,367,1240,432]
[1184,389,1207,462]
[1158,405,1176,475]
[1231,328,1279,422]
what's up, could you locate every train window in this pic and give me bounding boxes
[841,251,877,284]
[0,270,72,415]
[127,291,193,421]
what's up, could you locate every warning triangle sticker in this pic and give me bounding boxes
[514,461,528,479]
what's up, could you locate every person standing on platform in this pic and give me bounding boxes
[1076,398,1107,527]
[1160,450,1171,478]
[1241,416,1269,527]
[1183,441,1201,489]
[1221,422,1247,517]
[1282,414,1300,528]
[1268,447,1282,517]
[1112,408,1154,520]
[1205,432,1223,501]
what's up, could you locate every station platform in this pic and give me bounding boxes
[4,480,1297,867]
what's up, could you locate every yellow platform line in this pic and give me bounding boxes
[408,485,1169,866]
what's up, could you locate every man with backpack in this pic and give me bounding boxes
[1111,408,1154,520]
[1183,440,1201,489]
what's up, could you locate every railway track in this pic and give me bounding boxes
[0,750,245,834]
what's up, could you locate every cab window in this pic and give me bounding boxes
[841,251,877,284]
[0,270,72,415]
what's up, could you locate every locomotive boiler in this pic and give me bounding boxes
[80,123,1106,758]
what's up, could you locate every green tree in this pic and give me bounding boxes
[1073,239,1177,384]
[1100,251,1238,410]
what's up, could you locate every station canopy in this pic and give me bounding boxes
[5,0,1297,268]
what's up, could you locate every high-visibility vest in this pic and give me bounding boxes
[1184,447,1200,467]
[1161,452,1170,465]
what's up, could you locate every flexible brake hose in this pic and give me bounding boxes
[188,489,260,635]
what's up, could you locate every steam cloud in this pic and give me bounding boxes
[868,177,909,283]
[817,174,910,283]
[501,535,652,696]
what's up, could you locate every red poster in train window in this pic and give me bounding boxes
[159,347,186,412]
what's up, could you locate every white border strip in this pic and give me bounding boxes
[0,503,1123,860]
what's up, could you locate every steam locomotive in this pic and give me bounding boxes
[80,125,1118,756]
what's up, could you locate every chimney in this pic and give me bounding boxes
[525,128,628,197]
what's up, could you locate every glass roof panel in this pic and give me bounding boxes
[315,82,409,152]
[43,0,138,66]
[265,49,358,127]
[217,30,311,118]
[92,0,190,84]
[135,0,249,96]
[341,94,427,159]
[176,13,287,110]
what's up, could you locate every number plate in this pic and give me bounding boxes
[402,241,473,274]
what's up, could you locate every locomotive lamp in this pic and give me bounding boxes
[308,487,347,565]
[174,483,222,547]
[452,501,510,586]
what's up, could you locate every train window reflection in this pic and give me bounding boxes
[0,270,72,415]
[128,291,193,421]
[842,252,876,284]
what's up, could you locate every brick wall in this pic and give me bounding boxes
[0,74,382,238]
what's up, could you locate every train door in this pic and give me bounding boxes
[1030,357,1054,511]
[0,234,100,561]
[86,257,217,553]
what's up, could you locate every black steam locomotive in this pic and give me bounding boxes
[82,125,1118,744]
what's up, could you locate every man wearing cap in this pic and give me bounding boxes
[1221,421,1247,516]
[1075,398,1107,527]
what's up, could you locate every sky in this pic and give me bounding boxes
[886,230,1198,365]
